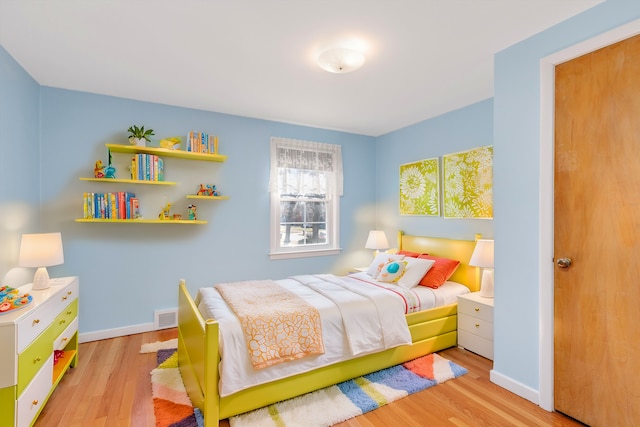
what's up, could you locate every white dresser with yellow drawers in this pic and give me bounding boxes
[0,276,79,427]
[457,291,494,360]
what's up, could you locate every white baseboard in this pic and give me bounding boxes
[78,322,155,343]
[490,369,541,407]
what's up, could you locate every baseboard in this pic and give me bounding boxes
[490,369,541,407]
[79,322,155,343]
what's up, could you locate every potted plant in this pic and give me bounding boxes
[127,125,155,146]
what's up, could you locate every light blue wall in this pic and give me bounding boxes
[375,99,494,245]
[37,88,377,333]
[0,46,40,282]
[493,0,640,393]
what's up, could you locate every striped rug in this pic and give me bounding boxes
[150,349,466,427]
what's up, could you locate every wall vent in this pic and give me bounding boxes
[154,309,178,330]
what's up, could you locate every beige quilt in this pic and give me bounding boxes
[215,280,324,369]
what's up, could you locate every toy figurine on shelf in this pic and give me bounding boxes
[187,204,197,220]
[158,203,172,220]
[94,160,105,178]
[196,184,221,197]
[104,149,116,179]
[197,184,210,196]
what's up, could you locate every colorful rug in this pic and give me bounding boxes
[151,348,203,427]
[150,347,467,427]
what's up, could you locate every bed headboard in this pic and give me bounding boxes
[397,231,480,292]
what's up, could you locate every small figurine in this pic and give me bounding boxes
[197,184,210,196]
[172,214,182,220]
[187,204,197,220]
[196,184,221,197]
[104,164,116,179]
[104,149,116,179]
[158,203,172,220]
[94,160,105,178]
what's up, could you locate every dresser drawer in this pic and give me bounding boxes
[50,280,79,318]
[17,326,53,396]
[458,330,494,360]
[54,317,78,351]
[16,302,57,353]
[457,297,494,322]
[17,355,53,427]
[51,299,78,339]
[458,313,493,341]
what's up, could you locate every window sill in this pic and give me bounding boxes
[269,248,341,260]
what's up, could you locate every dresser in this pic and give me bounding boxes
[0,276,79,427]
[457,291,494,360]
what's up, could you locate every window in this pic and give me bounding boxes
[269,137,343,259]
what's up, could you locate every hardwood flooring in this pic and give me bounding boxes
[35,328,584,426]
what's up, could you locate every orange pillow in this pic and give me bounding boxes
[397,250,422,258]
[417,255,460,288]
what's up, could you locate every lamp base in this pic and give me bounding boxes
[479,268,494,298]
[32,267,51,290]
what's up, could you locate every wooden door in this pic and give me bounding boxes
[554,34,640,426]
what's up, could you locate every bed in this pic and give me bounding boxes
[177,232,480,426]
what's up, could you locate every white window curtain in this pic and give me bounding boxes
[269,137,343,197]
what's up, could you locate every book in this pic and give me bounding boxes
[130,197,140,219]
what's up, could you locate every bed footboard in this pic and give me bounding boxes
[177,280,221,427]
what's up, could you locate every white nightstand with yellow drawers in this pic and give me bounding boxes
[0,276,79,427]
[457,291,494,360]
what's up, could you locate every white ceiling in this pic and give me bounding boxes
[0,0,602,136]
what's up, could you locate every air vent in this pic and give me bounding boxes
[154,309,177,330]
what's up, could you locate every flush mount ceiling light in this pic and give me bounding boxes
[317,47,365,74]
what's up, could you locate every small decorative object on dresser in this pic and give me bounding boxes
[0,276,79,427]
[457,292,494,360]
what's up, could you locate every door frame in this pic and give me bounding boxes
[538,19,640,411]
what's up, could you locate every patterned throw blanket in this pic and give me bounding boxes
[215,280,325,369]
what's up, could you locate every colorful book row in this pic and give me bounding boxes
[186,131,218,154]
[131,154,164,181]
[83,192,140,220]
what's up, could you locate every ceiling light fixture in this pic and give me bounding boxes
[317,47,365,74]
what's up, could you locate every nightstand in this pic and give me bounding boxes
[457,292,494,360]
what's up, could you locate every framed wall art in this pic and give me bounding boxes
[399,158,440,216]
[442,145,493,219]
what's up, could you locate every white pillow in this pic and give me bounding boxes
[366,253,405,278]
[377,260,408,283]
[397,257,436,289]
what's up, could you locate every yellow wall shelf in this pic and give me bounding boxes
[186,195,230,200]
[75,219,207,224]
[80,178,177,185]
[106,144,227,162]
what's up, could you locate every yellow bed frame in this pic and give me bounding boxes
[177,232,479,426]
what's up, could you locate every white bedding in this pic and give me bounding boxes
[195,272,469,397]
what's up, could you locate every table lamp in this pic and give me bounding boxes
[469,238,494,298]
[18,232,64,290]
[365,230,389,257]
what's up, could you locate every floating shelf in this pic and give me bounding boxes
[80,178,176,185]
[75,218,207,224]
[106,144,227,162]
[186,195,230,200]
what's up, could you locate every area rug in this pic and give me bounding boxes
[149,346,467,427]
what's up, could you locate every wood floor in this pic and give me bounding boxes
[35,328,585,427]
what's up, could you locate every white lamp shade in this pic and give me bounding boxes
[18,232,64,290]
[469,239,494,268]
[365,230,389,250]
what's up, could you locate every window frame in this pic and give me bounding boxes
[269,137,342,260]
